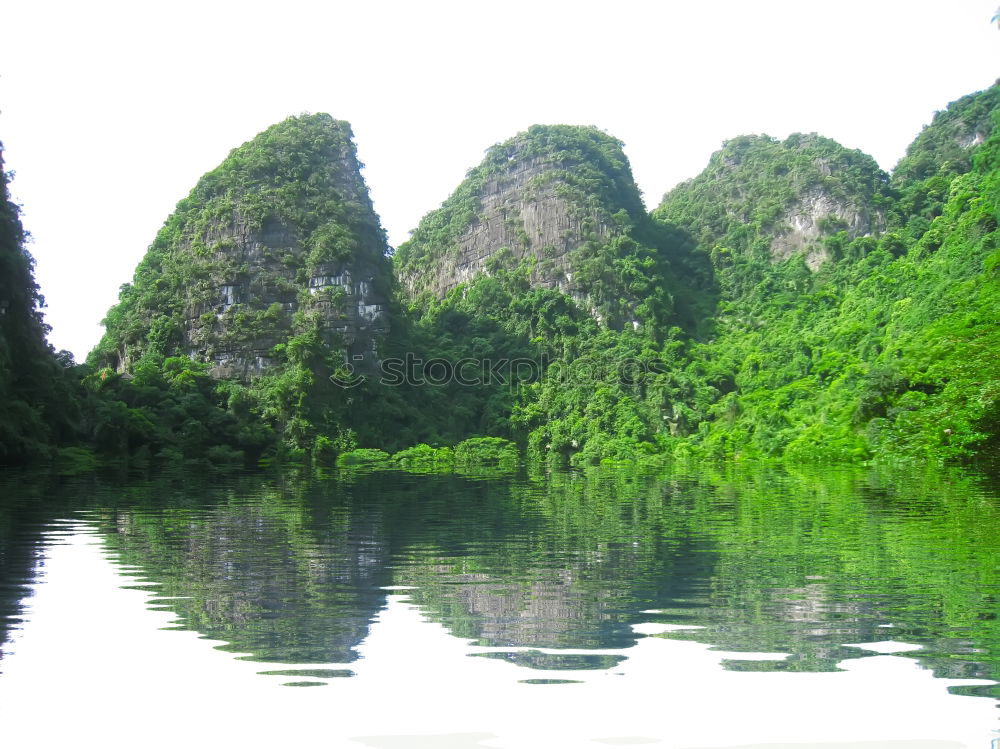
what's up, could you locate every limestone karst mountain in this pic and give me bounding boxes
[394,124,701,333]
[4,82,997,468]
[892,80,1000,186]
[93,114,391,379]
[654,132,890,274]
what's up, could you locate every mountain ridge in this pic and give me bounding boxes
[2,82,998,468]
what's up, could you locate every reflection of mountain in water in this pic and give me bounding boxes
[392,466,1000,683]
[2,464,997,692]
[97,483,392,663]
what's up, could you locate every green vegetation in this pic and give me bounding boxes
[454,436,519,472]
[73,462,998,683]
[3,83,998,470]
[653,132,891,296]
[643,83,1000,463]
[397,83,1000,467]
[392,444,454,472]
[0,146,80,464]
[336,448,392,468]
[893,84,1000,185]
[77,115,413,468]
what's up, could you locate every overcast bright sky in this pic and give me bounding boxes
[2,0,998,360]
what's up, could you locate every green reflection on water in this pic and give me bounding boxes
[0,462,997,695]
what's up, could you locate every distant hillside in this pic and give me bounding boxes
[893,81,1000,185]
[639,82,1000,463]
[654,133,890,283]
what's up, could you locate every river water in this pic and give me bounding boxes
[0,464,997,748]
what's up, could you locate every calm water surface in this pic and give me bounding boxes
[0,464,997,748]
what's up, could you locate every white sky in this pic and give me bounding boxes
[2,0,998,361]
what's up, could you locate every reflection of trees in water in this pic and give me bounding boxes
[2,464,997,688]
[470,651,626,670]
[397,465,1000,682]
[395,470,714,650]
[0,480,52,672]
[400,565,635,649]
[91,471,540,663]
[0,475,131,671]
[632,465,1000,680]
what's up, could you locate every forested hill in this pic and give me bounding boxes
[648,81,1000,462]
[392,83,999,465]
[395,124,710,335]
[1,82,997,470]
[91,114,392,378]
[893,83,1000,186]
[653,133,890,282]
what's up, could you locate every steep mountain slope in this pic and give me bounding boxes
[93,114,390,378]
[888,81,1000,246]
[395,125,705,334]
[386,125,713,463]
[79,116,408,465]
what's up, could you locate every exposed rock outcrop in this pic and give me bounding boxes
[182,213,388,380]
[394,125,653,322]
[771,185,884,271]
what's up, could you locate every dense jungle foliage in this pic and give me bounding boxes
[645,83,1000,464]
[1,83,998,471]
[0,148,80,463]
[400,83,999,466]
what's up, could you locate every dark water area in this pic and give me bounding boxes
[0,462,997,745]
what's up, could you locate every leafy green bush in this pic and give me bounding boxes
[55,446,98,475]
[336,448,392,468]
[392,444,454,472]
[454,437,519,472]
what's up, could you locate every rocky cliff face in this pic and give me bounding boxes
[655,133,889,273]
[399,154,613,301]
[96,114,390,378]
[394,125,651,321]
[771,183,884,271]
[181,211,388,380]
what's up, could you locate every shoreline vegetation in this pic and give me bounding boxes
[2,83,999,476]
